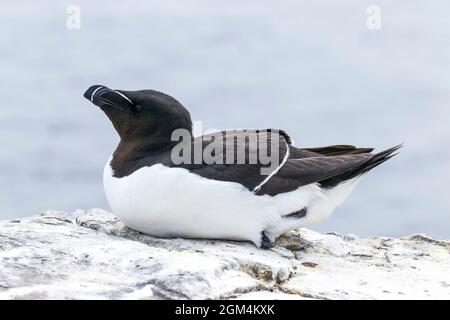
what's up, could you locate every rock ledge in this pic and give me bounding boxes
[0,209,448,299]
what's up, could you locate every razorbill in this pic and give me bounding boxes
[84,85,400,248]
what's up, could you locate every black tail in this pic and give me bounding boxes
[319,144,402,189]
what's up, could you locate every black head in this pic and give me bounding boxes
[84,85,192,145]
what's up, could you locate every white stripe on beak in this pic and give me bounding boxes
[90,86,104,102]
[113,91,133,104]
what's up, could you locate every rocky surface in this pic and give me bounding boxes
[0,209,449,300]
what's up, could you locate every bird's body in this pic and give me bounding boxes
[84,85,400,248]
[104,156,361,246]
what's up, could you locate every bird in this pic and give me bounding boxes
[84,85,400,249]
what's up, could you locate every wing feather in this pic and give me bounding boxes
[256,154,373,195]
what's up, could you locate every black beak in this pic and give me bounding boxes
[84,85,133,111]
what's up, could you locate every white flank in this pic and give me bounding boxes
[265,176,363,239]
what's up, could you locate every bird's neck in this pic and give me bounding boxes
[110,131,193,177]
[113,136,170,161]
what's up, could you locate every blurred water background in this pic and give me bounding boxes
[0,0,449,238]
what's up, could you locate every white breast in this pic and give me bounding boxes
[103,159,358,245]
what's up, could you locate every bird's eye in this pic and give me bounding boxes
[135,104,143,112]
